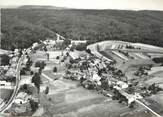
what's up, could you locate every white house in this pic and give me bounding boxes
[92,72,101,85]
[0,81,12,86]
[114,81,128,90]
[71,40,87,45]
[32,43,39,49]
[14,92,29,105]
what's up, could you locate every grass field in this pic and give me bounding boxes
[39,77,148,117]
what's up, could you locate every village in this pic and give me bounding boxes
[1,35,163,117]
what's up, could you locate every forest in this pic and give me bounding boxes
[1,6,163,50]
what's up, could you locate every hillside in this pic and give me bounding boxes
[1,7,163,50]
[18,5,68,9]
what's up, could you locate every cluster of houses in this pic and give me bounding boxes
[37,38,145,107]
[0,43,42,115]
[8,47,41,115]
[0,49,24,110]
[2,36,162,115]
[0,49,25,86]
[58,48,144,106]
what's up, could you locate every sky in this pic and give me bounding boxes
[0,0,163,10]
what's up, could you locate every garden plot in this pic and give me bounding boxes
[112,51,129,61]
[128,53,142,59]
[87,43,112,61]
[145,77,163,88]
[132,43,163,52]
[103,51,124,62]
[0,89,13,101]
[99,51,114,61]
[47,51,62,59]
[110,44,116,49]
[40,78,146,117]
[134,53,149,59]
[148,66,163,75]
[19,75,32,85]
[119,59,155,72]
[148,93,163,108]
[30,51,47,62]
[148,53,163,58]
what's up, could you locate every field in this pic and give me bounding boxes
[92,41,163,113]
[28,50,157,117]
[40,74,149,117]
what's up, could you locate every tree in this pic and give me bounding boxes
[148,83,163,94]
[29,99,38,112]
[46,53,49,60]
[75,43,87,51]
[11,45,16,51]
[6,76,16,83]
[26,58,33,70]
[45,86,49,94]
[53,67,57,72]
[35,61,46,70]
[129,101,135,108]
[153,57,163,64]
[32,73,41,93]
[0,54,10,66]
[56,56,59,60]
[43,46,47,52]
[66,52,69,56]
[63,39,71,47]
[20,84,33,95]
[20,68,26,75]
[86,49,91,54]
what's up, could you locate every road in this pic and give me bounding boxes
[135,99,162,117]
[118,90,162,117]
[42,73,53,82]
[0,49,29,113]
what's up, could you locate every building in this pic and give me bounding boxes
[0,81,12,86]
[14,92,30,105]
[71,40,87,45]
[114,81,128,90]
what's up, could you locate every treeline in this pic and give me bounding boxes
[1,8,163,49]
[1,14,55,50]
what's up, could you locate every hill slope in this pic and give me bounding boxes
[1,7,163,50]
[18,5,68,9]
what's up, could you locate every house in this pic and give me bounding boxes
[30,66,40,73]
[32,43,39,49]
[10,56,19,63]
[0,81,12,86]
[71,40,87,45]
[92,72,101,85]
[20,76,32,86]
[13,49,20,56]
[14,92,30,105]
[5,68,16,77]
[69,52,80,60]
[114,81,128,90]
[0,49,10,55]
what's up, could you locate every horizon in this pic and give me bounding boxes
[0,0,163,11]
[0,5,163,12]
